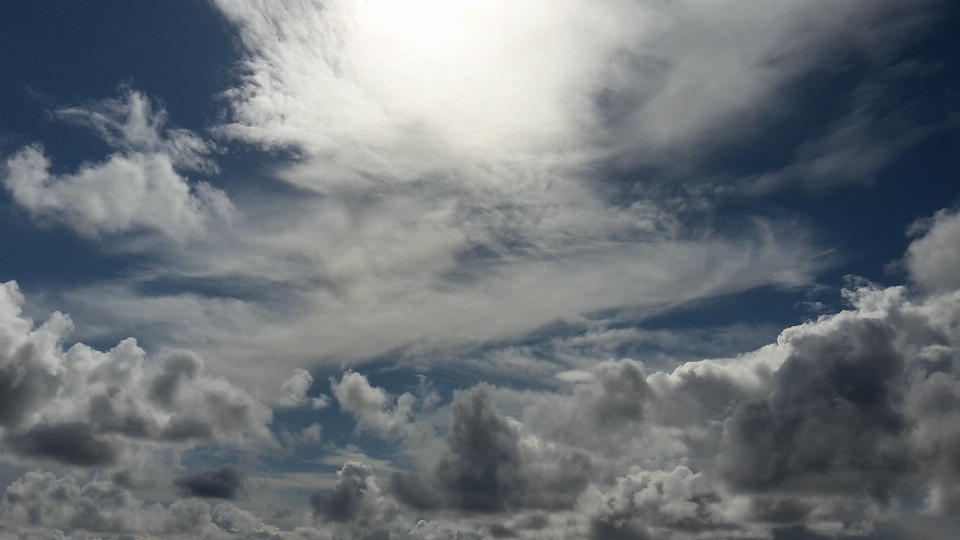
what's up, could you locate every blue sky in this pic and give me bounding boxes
[2,1,960,539]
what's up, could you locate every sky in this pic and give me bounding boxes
[1,1,960,538]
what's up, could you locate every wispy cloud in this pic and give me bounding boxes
[2,89,232,241]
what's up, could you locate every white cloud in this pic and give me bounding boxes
[277,369,328,409]
[2,90,232,241]
[906,208,960,292]
[211,0,935,184]
[43,0,929,391]
[332,372,414,437]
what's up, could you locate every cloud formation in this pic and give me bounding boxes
[906,208,960,292]
[2,89,231,240]
[3,204,960,540]
[212,0,936,187]
[0,280,275,470]
[175,466,244,500]
[0,471,283,540]
[1,2,957,539]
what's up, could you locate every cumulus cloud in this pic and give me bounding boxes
[370,214,960,537]
[392,384,592,514]
[3,3,957,538]
[0,471,284,540]
[0,280,275,469]
[309,461,399,539]
[906,208,960,292]
[332,371,415,437]
[277,369,329,409]
[1,89,231,240]
[589,466,725,539]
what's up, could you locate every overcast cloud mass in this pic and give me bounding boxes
[1,0,960,538]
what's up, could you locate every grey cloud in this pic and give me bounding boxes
[524,359,656,448]
[278,368,327,408]
[7,422,118,467]
[748,497,816,525]
[436,385,524,512]
[150,351,203,407]
[719,316,912,498]
[311,461,373,522]
[586,359,648,426]
[175,466,244,500]
[0,471,284,539]
[389,471,442,512]
[589,466,723,540]
[309,461,400,540]
[0,344,61,429]
[0,280,275,468]
[392,385,592,514]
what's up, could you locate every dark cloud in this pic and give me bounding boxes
[0,285,275,469]
[590,518,652,540]
[149,352,202,408]
[174,466,243,500]
[390,471,443,511]
[588,359,649,425]
[436,385,525,512]
[748,497,816,524]
[0,343,60,428]
[771,525,832,540]
[719,317,913,498]
[7,422,117,466]
[311,461,373,522]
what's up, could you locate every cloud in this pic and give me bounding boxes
[0,471,285,539]
[589,466,724,540]
[0,280,275,469]
[435,385,524,513]
[718,314,911,498]
[906,208,960,292]
[367,216,960,536]
[309,461,400,539]
[277,369,329,409]
[27,0,898,396]
[211,0,936,186]
[1,89,232,241]
[175,466,244,500]
[392,384,592,514]
[7,210,960,538]
[332,371,415,437]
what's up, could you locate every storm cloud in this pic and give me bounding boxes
[175,466,244,500]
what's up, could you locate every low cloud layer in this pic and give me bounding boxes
[3,206,960,539]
